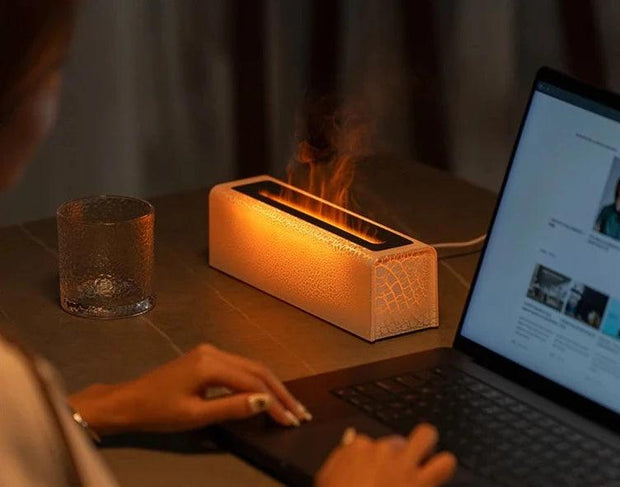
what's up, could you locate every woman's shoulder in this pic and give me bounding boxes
[0,334,45,397]
[0,335,73,485]
[0,334,120,486]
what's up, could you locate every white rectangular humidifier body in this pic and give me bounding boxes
[208,175,438,342]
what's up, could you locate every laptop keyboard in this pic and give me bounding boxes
[332,366,620,487]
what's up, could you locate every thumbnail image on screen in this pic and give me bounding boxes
[601,299,620,340]
[563,282,609,329]
[594,157,620,242]
[526,264,571,312]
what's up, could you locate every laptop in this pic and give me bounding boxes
[214,67,620,486]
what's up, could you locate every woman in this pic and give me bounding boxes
[594,178,620,241]
[0,2,456,486]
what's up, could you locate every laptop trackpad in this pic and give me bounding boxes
[243,415,391,475]
[225,414,498,486]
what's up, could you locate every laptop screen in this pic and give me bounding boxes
[460,75,620,414]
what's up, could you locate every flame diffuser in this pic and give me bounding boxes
[208,175,438,342]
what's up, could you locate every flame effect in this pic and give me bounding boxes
[258,188,384,244]
[278,99,379,243]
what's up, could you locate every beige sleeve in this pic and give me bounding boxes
[0,338,119,486]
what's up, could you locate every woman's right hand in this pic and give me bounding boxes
[68,344,311,435]
[316,423,457,487]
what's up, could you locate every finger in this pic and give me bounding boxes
[376,435,407,454]
[404,423,439,463]
[190,345,301,427]
[318,430,369,482]
[343,431,373,449]
[415,451,458,486]
[338,428,377,449]
[215,349,311,421]
[189,392,274,426]
[198,362,300,427]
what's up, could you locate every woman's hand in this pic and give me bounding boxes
[316,424,457,487]
[68,344,312,435]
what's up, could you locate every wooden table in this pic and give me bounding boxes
[0,161,496,486]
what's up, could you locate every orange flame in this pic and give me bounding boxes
[278,99,378,243]
[258,188,384,244]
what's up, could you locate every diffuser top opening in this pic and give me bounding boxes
[233,179,412,251]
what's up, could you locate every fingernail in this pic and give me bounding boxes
[296,402,313,422]
[248,393,273,414]
[284,410,301,427]
[341,427,356,446]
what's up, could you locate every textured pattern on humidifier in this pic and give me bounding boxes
[373,248,439,340]
[218,183,373,310]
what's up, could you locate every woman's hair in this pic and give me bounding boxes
[616,178,620,200]
[0,0,77,122]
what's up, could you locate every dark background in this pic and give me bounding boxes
[1,0,617,225]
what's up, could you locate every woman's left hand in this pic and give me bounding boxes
[68,344,312,435]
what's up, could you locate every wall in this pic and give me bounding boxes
[1,1,618,225]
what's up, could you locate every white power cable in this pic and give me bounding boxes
[431,234,487,250]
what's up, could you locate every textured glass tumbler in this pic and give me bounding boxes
[57,195,155,319]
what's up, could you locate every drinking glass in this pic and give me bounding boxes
[57,195,155,318]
